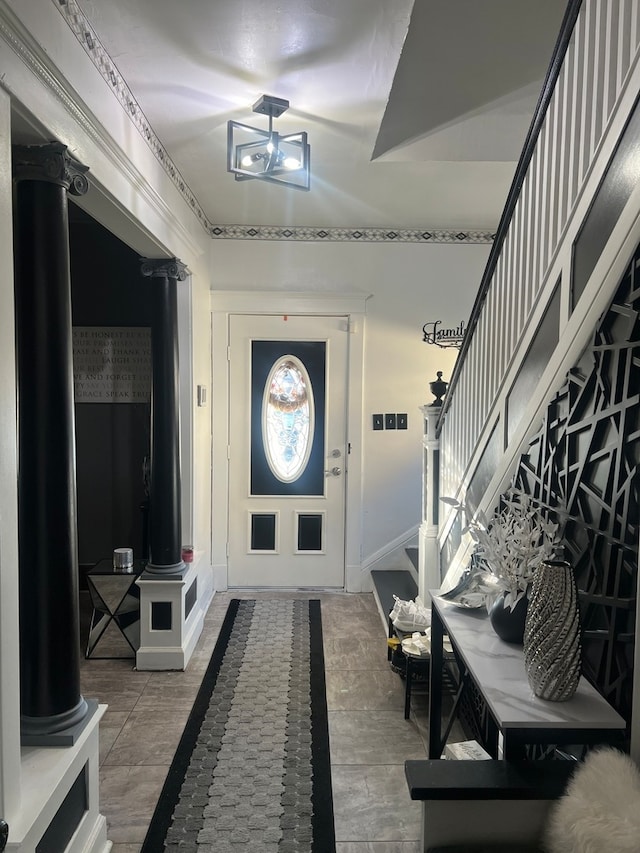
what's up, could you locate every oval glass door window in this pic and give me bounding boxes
[262,356,315,483]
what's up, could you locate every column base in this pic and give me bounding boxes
[135,559,208,670]
[21,696,90,746]
[144,559,186,576]
[8,703,110,853]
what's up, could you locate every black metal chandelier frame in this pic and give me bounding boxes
[227,95,311,191]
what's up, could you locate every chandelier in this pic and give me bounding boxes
[227,95,310,191]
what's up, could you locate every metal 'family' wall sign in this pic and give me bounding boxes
[422,319,466,349]
[73,326,151,402]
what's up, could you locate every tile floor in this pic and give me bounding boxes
[80,590,438,852]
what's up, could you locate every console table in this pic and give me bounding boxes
[86,559,145,659]
[429,593,626,760]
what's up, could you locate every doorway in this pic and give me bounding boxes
[227,314,349,587]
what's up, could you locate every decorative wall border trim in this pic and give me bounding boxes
[51,0,494,246]
[1,2,96,144]
[206,225,495,243]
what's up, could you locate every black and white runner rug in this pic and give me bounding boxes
[141,598,335,852]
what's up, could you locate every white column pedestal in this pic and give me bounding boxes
[418,521,440,608]
[418,404,442,606]
[7,703,110,853]
[136,558,208,671]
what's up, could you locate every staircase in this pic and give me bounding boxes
[371,548,419,633]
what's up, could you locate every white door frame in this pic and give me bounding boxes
[211,290,368,592]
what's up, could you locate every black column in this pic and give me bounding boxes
[13,142,90,738]
[140,258,187,575]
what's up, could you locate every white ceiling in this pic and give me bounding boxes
[66,0,566,230]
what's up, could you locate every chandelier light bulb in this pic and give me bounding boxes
[283,157,301,170]
[241,152,264,167]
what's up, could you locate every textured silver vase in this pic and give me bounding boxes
[523,559,582,701]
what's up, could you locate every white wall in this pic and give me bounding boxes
[0,84,21,825]
[208,238,489,574]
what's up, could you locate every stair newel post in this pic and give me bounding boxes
[418,372,447,606]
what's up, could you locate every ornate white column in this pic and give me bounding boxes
[417,373,447,606]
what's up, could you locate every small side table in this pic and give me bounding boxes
[86,559,145,659]
[388,617,430,719]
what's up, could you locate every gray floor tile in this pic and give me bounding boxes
[332,764,421,842]
[98,710,129,765]
[81,671,151,712]
[99,764,169,843]
[329,710,425,764]
[326,668,406,712]
[320,593,378,616]
[103,707,191,765]
[322,609,386,636]
[134,671,203,709]
[324,636,391,671]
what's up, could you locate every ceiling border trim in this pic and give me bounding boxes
[52,0,494,246]
[207,225,495,244]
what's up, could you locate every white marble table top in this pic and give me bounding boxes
[431,594,626,731]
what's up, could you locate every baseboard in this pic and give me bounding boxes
[77,814,111,853]
[135,645,190,671]
[345,563,373,593]
[212,563,228,592]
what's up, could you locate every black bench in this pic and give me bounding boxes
[405,759,577,852]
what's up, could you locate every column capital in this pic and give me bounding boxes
[13,142,89,195]
[140,257,188,281]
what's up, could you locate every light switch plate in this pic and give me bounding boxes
[397,413,408,429]
[385,413,397,430]
[372,413,384,430]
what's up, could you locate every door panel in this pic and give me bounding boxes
[228,315,348,587]
[250,340,326,496]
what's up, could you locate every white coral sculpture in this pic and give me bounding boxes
[442,490,560,611]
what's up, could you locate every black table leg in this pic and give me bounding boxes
[428,602,444,757]
[404,655,413,719]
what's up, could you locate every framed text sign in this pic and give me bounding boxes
[73,326,151,403]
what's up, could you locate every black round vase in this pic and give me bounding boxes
[489,593,528,644]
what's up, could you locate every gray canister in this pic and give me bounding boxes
[113,547,134,572]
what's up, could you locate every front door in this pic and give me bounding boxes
[227,314,348,587]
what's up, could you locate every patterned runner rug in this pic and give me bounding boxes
[141,598,335,852]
